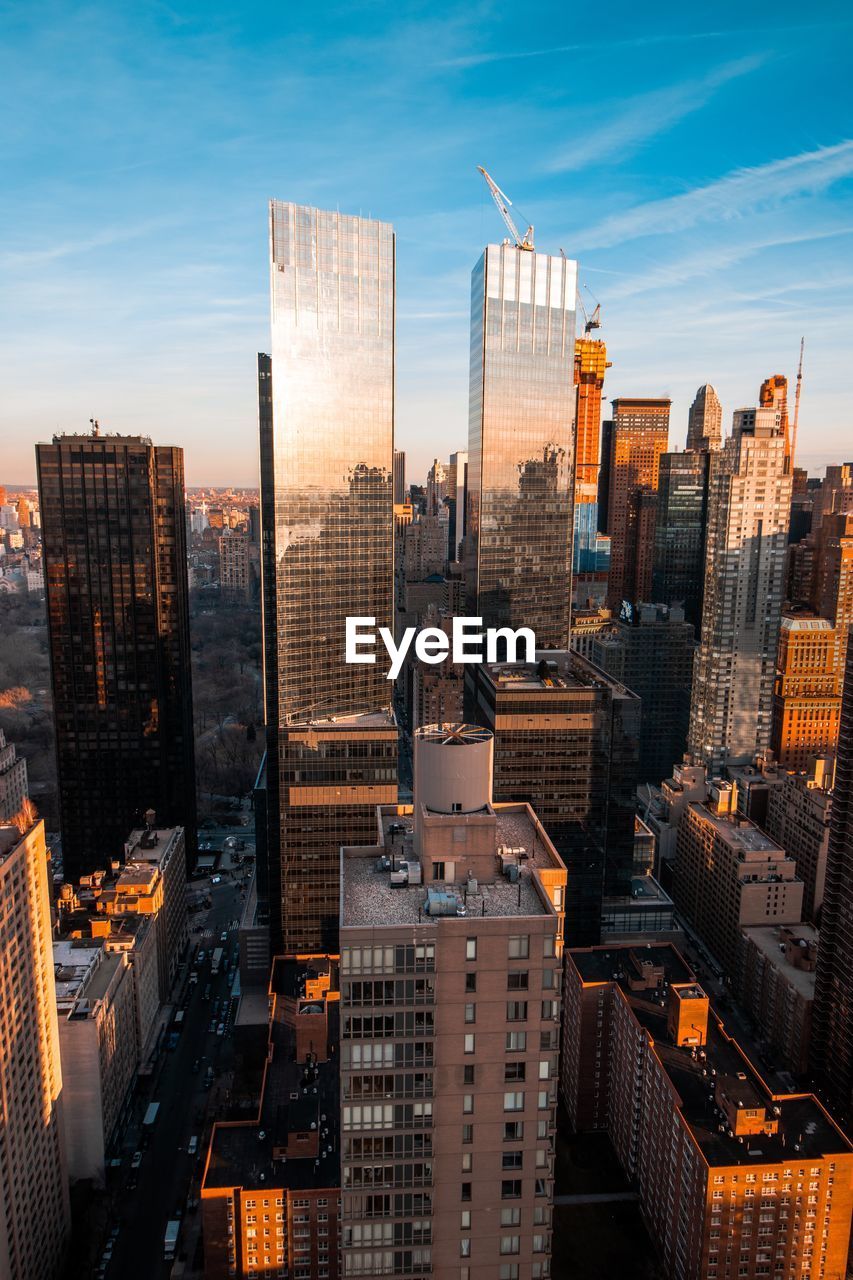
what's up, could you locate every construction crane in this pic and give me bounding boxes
[477,166,534,251]
[790,336,805,468]
[577,284,601,335]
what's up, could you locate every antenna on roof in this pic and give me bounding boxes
[89,418,100,437]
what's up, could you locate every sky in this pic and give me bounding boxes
[1,0,853,487]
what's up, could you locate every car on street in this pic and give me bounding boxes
[203,984,211,1000]
[188,1135,199,1155]
[220,931,228,942]
[217,1023,225,1036]
[208,1020,216,1033]
[198,950,206,962]
[211,874,222,884]
[131,1151,143,1169]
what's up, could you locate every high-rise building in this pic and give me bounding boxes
[0,728,28,820]
[764,757,832,924]
[739,922,817,1076]
[600,398,670,610]
[466,650,640,945]
[652,449,711,631]
[572,334,609,595]
[673,779,803,976]
[393,449,407,505]
[466,243,577,647]
[562,942,853,1280]
[685,383,723,452]
[590,603,695,786]
[447,448,468,561]
[759,372,790,462]
[771,614,840,770]
[36,430,196,881]
[426,457,448,515]
[813,512,853,679]
[812,462,853,531]
[260,202,398,954]
[0,817,71,1280]
[811,632,853,1122]
[340,725,566,1280]
[218,530,252,601]
[687,405,792,774]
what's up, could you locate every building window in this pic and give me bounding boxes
[500,1236,520,1255]
[464,1003,476,1023]
[508,936,529,959]
[464,1064,475,1084]
[464,1034,475,1054]
[506,1002,528,1023]
[463,1094,474,1114]
[465,973,477,993]
[501,1180,522,1199]
[503,1091,524,1112]
[466,939,477,961]
[461,1211,471,1230]
[507,972,529,991]
[462,1124,473,1144]
[461,1183,472,1202]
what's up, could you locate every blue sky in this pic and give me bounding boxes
[2,0,852,486]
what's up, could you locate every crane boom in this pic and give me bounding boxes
[790,336,805,468]
[477,166,534,251]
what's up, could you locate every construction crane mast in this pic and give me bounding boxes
[790,336,805,468]
[477,166,534,251]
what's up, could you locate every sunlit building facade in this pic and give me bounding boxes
[466,244,577,648]
[599,398,670,610]
[261,202,398,954]
[688,406,792,774]
[685,383,723,452]
[0,819,71,1280]
[652,449,711,631]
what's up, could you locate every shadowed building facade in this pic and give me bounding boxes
[811,633,853,1124]
[465,243,577,648]
[37,431,196,880]
[260,202,397,955]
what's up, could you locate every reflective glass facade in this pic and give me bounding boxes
[262,202,397,953]
[36,434,196,880]
[466,245,577,647]
[652,450,710,631]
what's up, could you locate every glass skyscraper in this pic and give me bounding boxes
[466,244,577,647]
[261,202,397,954]
[36,431,196,881]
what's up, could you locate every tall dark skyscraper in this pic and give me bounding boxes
[466,243,577,647]
[811,629,853,1122]
[37,430,196,881]
[652,449,711,630]
[591,603,695,786]
[260,201,397,955]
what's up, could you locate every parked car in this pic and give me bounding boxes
[131,1151,143,1169]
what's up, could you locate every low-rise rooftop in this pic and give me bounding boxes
[741,923,818,1001]
[571,944,849,1166]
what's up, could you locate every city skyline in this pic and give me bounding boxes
[3,2,853,485]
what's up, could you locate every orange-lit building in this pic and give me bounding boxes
[573,335,610,600]
[0,819,71,1280]
[599,397,670,609]
[201,954,340,1280]
[772,615,841,770]
[562,943,853,1280]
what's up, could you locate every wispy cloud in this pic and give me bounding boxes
[572,141,853,249]
[547,56,765,173]
[439,23,849,70]
[0,217,181,270]
[603,224,853,300]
